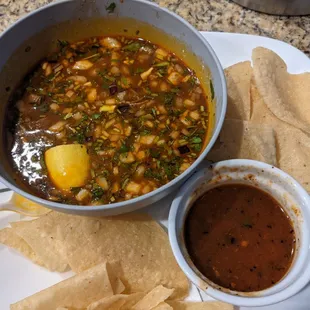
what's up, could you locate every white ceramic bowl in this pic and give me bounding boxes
[169,159,310,307]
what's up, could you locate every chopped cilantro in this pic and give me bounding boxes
[188,77,197,88]
[123,42,141,52]
[57,40,69,49]
[191,143,202,152]
[157,67,168,76]
[91,186,105,199]
[171,87,180,93]
[191,136,202,144]
[140,129,152,136]
[71,131,86,144]
[144,169,162,181]
[121,76,128,86]
[164,92,175,105]
[153,61,170,67]
[98,71,115,82]
[105,2,116,13]
[162,158,181,180]
[135,68,145,74]
[119,143,129,153]
[92,113,101,120]
[151,108,157,118]
[210,80,215,100]
[150,149,160,159]
[70,187,82,195]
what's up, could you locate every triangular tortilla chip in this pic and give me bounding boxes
[86,294,127,310]
[224,61,252,120]
[152,302,173,309]
[132,285,174,310]
[252,47,310,134]
[11,212,73,272]
[167,301,233,310]
[0,227,44,267]
[207,119,277,166]
[251,81,310,191]
[61,213,188,299]
[10,262,113,310]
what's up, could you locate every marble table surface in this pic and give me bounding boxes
[0,0,309,55]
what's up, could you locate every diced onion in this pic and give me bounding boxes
[100,37,122,50]
[125,181,141,194]
[96,177,109,191]
[139,135,156,145]
[49,121,66,132]
[73,60,94,70]
[167,71,183,86]
[119,152,135,163]
[76,189,91,202]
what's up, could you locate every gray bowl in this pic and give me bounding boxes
[0,0,226,216]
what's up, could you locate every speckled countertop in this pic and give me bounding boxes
[0,0,309,55]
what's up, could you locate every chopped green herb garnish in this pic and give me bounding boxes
[140,129,152,136]
[151,108,157,118]
[243,222,253,229]
[210,80,215,100]
[91,186,105,199]
[121,178,130,189]
[162,158,181,180]
[70,131,86,144]
[144,169,162,181]
[191,143,202,152]
[191,137,202,144]
[135,68,145,74]
[70,187,82,195]
[92,113,101,120]
[57,40,69,49]
[119,143,129,153]
[98,71,115,82]
[154,62,170,67]
[163,93,175,105]
[157,67,168,76]
[121,76,128,86]
[123,42,141,52]
[171,87,180,93]
[105,2,116,13]
[150,149,161,159]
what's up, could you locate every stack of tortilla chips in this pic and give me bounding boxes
[208,47,310,192]
[0,211,232,310]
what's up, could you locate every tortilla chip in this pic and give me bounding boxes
[106,263,125,295]
[224,61,252,120]
[120,293,146,310]
[207,119,277,165]
[251,81,310,191]
[11,212,73,272]
[132,285,174,310]
[61,213,188,299]
[10,262,113,310]
[0,227,44,267]
[152,302,173,309]
[167,301,233,310]
[252,47,310,134]
[86,295,127,310]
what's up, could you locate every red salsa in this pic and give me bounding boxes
[185,184,295,292]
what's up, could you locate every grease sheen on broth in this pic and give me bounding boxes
[6,35,211,205]
[185,184,295,292]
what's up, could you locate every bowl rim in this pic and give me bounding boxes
[168,159,310,307]
[0,0,227,212]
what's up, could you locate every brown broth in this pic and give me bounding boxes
[6,36,211,205]
[185,184,295,292]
